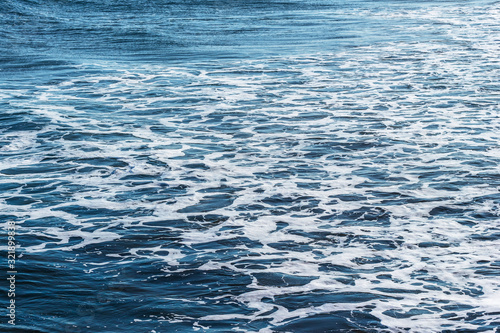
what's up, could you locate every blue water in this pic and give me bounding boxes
[1,0,500,332]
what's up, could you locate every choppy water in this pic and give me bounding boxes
[1,0,500,332]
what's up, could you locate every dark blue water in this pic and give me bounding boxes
[1,0,500,332]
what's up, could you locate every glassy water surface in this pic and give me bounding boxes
[1,0,500,332]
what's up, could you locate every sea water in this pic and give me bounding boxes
[1,0,500,332]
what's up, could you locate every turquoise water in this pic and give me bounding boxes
[1,0,500,332]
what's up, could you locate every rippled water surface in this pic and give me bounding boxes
[1,0,500,332]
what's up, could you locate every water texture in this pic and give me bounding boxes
[1,0,500,332]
